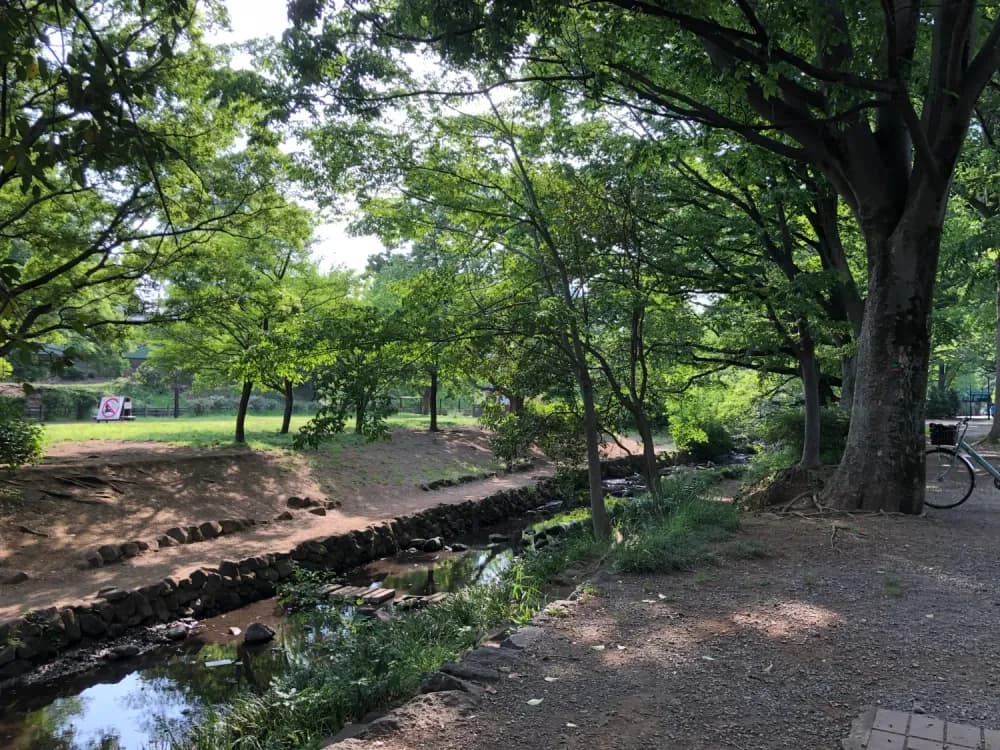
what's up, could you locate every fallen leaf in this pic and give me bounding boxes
[566,723,578,728]
[544,676,559,682]
[701,655,715,661]
[616,645,626,650]
[527,698,544,706]
[591,644,605,651]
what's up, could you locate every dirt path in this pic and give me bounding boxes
[358,425,1000,749]
[0,429,552,621]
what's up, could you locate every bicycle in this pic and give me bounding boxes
[925,417,1000,508]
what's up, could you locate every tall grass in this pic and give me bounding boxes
[610,471,741,573]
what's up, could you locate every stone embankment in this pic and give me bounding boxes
[0,480,561,682]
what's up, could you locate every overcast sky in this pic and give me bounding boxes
[214,0,386,273]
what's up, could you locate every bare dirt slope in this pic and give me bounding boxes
[0,428,550,621]
[356,426,1000,749]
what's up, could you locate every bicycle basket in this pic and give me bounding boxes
[929,423,957,445]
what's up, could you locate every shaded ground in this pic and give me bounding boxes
[356,421,1000,749]
[0,428,550,620]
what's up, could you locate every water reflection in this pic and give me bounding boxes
[351,547,513,595]
[0,546,513,750]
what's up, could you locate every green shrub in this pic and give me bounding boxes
[671,417,734,461]
[760,406,850,464]
[926,385,960,419]
[38,387,98,420]
[0,398,42,468]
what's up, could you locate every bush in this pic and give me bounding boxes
[0,398,42,468]
[187,395,238,415]
[760,406,850,464]
[926,385,960,419]
[39,387,97,420]
[671,417,734,461]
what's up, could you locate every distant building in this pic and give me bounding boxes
[124,345,150,372]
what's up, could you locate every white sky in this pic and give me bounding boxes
[214,0,386,273]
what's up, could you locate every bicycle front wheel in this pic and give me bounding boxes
[924,448,975,509]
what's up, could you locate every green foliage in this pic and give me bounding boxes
[671,418,735,461]
[38,388,98,421]
[613,497,740,573]
[0,397,42,468]
[479,400,585,468]
[926,384,961,419]
[296,303,410,446]
[760,407,850,464]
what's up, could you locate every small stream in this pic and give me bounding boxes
[0,546,514,750]
[0,471,664,750]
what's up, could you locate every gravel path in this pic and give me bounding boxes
[356,426,1000,749]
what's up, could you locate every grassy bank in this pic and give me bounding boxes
[41,413,480,450]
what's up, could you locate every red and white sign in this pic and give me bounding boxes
[97,396,125,421]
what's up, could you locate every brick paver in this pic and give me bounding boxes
[853,709,999,750]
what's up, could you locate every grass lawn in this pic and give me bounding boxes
[41,412,481,450]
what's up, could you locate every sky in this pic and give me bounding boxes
[213,0,387,273]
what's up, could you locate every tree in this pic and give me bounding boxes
[290,0,1000,512]
[296,300,414,442]
[154,188,323,443]
[0,0,261,360]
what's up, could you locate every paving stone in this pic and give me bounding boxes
[867,729,907,749]
[852,712,1000,750]
[908,717,944,742]
[943,722,981,748]
[873,710,912,735]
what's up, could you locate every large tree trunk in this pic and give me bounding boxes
[235,380,253,444]
[280,378,294,435]
[633,409,662,499]
[579,368,612,540]
[799,323,822,467]
[822,214,940,513]
[428,368,440,432]
[839,353,857,412]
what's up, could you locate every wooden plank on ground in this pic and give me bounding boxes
[363,588,396,605]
